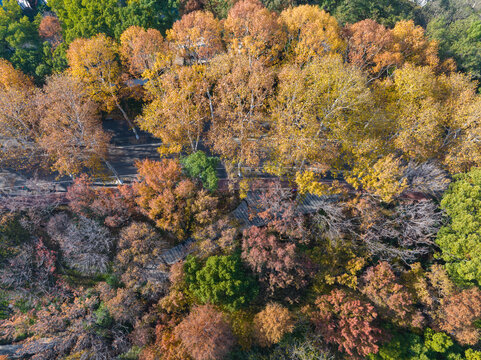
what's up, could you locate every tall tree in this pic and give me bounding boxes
[120,25,164,77]
[0,0,48,78]
[167,10,223,65]
[208,53,274,176]
[134,158,218,239]
[0,59,40,168]
[280,5,345,64]
[224,0,286,64]
[138,64,211,154]
[36,74,110,176]
[66,33,138,138]
[312,289,383,359]
[436,168,481,287]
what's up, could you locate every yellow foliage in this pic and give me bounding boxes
[66,34,121,112]
[280,5,345,63]
[253,303,295,347]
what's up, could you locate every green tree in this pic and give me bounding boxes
[184,254,258,311]
[370,329,464,360]
[437,168,481,286]
[49,0,178,43]
[181,151,220,192]
[0,0,48,78]
[428,15,481,80]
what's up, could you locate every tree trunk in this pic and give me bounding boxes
[114,100,139,140]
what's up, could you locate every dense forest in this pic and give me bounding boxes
[1,0,481,359]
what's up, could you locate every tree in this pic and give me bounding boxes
[224,0,286,64]
[46,213,112,275]
[174,305,235,360]
[279,5,345,64]
[66,175,138,228]
[184,254,258,311]
[49,0,120,42]
[167,10,223,64]
[138,64,211,154]
[181,151,220,192]
[353,197,441,263]
[0,59,40,168]
[118,0,178,38]
[66,33,138,138]
[208,53,274,176]
[370,329,464,360]
[38,15,62,47]
[436,168,481,286]
[390,20,440,69]
[312,289,383,359]
[439,287,481,345]
[343,19,399,78]
[427,14,481,80]
[120,26,164,77]
[36,74,110,176]
[0,0,48,78]
[253,303,295,347]
[115,222,170,298]
[268,55,371,180]
[134,158,218,239]
[328,0,417,27]
[242,226,309,296]
[360,262,424,328]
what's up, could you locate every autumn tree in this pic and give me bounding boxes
[167,11,223,64]
[36,74,110,176]
[208,53,274,176]
[115,222,170,299]
[353,197,441,263]
[223,0,286,64]
[312,289,383,358]
[138,64,211,154]
[66,175,138,228]
[120,26,164,77]
[174,305,235,360]
[439,287,481,346]
[39,15,63,47]
[134,158,218,239]
[242,226,310,296]
[391,20,440,69]
[0,59,40,168]
[67,33,138,138]
[343,19,400,78]
[361,262,424,328]
[280,5,345,64]
[268,55,372,184]
[253,303,295,347]
[47,213,112,275]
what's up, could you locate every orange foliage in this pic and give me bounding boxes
[134,158,218,239]
[167,11,223,64]
[224,0,286,63]
[174,305,235,360]
[253,303,295,347]
[120,26,165,76]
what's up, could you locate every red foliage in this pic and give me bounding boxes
[312,289,383,358]
[361,262,424,328]
[242,225,309,294]
[66,175,138,228]
[39,15,62,46]
[439,287,481,345]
